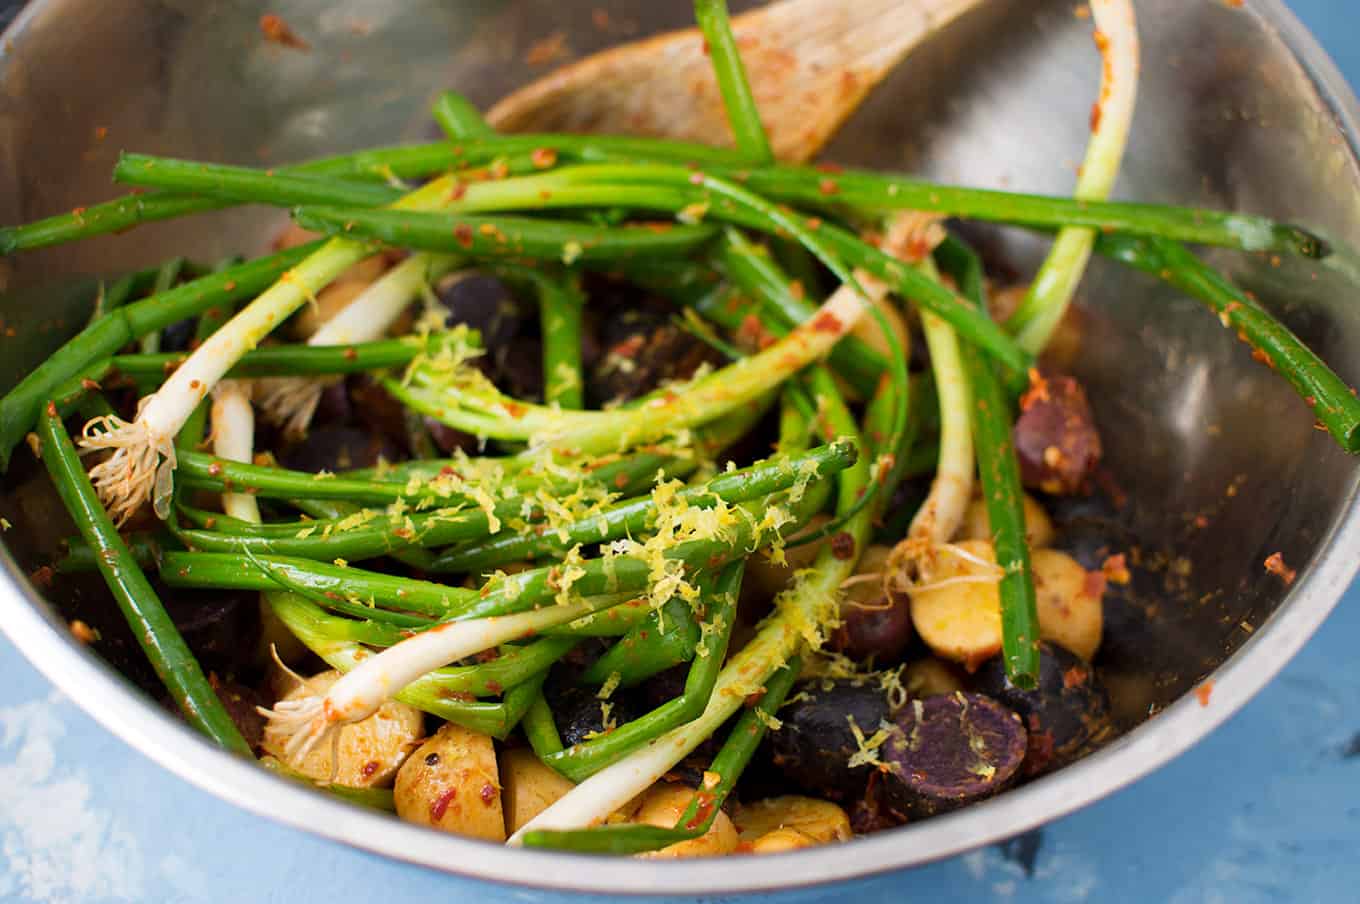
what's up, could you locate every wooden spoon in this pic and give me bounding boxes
[486,0,987,163]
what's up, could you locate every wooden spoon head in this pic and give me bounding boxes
[486,0,987,163]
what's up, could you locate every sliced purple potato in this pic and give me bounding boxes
[881,692,1027,819]
[971,642,1112,776]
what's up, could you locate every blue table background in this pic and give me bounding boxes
[2,1,1359,902]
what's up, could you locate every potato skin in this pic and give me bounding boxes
[908,540,1005,671]
[733,796,852,852]
[261,670,422,787]
[633,784,739,859]
[958,493,1056,549]
[1031,548,1103,661]
[499,747,576,835]
[909,541,1104,668]
[394,722,505,842]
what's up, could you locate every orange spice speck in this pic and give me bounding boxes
[260,13,310,50]
[1196,681,1214,706]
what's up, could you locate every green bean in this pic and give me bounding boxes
[936,236,1041,688]
[292,205,719,262]
[136,257,186,355]
[162,551,475,617]
[580,596,700,691]
[715,229,885,397]
[0,241,322,470]
[431,91,495,140]
[547,564,741,782]
[57,530,168,573]
[522,692,565,760]
[171,497,523,562]
[521,655,798,853]
[114,155,403,208]
[89,268,156,324]
[490,266,586,409]
[37,408,251,755]
[694,0,773,164]
[1097,234,1360,454]
[429,440,857,572]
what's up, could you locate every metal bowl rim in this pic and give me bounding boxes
[1,0,1357,895]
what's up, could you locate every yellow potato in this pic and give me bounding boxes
[633,784,739,859]
[394,722,505,842]
[261,670,422,787]
[904,657,967,698]
[750,827,820,854]
[733,796,851,849]
[499,747,576,835]
[908,540,1005,671]
[1031,547,1104,661]
[957,493,1055,549]
[909,541,1104,669]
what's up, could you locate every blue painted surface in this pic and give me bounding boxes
[1,1,1358,901]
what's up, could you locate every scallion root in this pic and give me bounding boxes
[79,406,176,525]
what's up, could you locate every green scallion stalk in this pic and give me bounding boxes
[37,407,251,755]
[292,205,718,262]
[520,655,799,853]
[936,236,1041,688]
[693,0,773,164]
[111,333,457,382]
[544,562,743,782]
[1097,234,1360,454]
[428,440,856,572]
[431,91,496,140]
[0,242,321,470]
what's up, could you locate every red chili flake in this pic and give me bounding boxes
[259,14,310,51]
[811,311,842,333]
[1194,514,1209,529]
[479,782,498,806]
[743,688,767,708]
[70,620,98,644]
[342,347,358,362]
[449,182,468,201]
[1089,101,1103,132]
[454,224,474,249]
[531,147,558,169]
[1062,665,1089,689]
[361,760,381,779]
[474,648,500,664]
[430,787,458,822]
[1251,347,1275,369]
[1082,568,1107,599]
[223,280,237,291]
[1019,368,1050,411]
[1263,552,1297,585]
[818,178,840,196]
[71,206,87,219]
[1101,553,1131,585]
[684,793,717,830]
[830,531,856,560]
[29,565,54,589]
[503,400,527,419]
[1195,681,1214,707]
[44,401,58,418]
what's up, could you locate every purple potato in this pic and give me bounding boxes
[881,692,1027,819]
[971,643,1111,776]
[769,679,891,800]
[279,425,401,473]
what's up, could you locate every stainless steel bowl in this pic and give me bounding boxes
[1,0,1358,895]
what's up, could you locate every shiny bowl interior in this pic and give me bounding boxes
[1,0,1359,895]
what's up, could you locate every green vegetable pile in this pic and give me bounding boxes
[2,0,1355,854]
